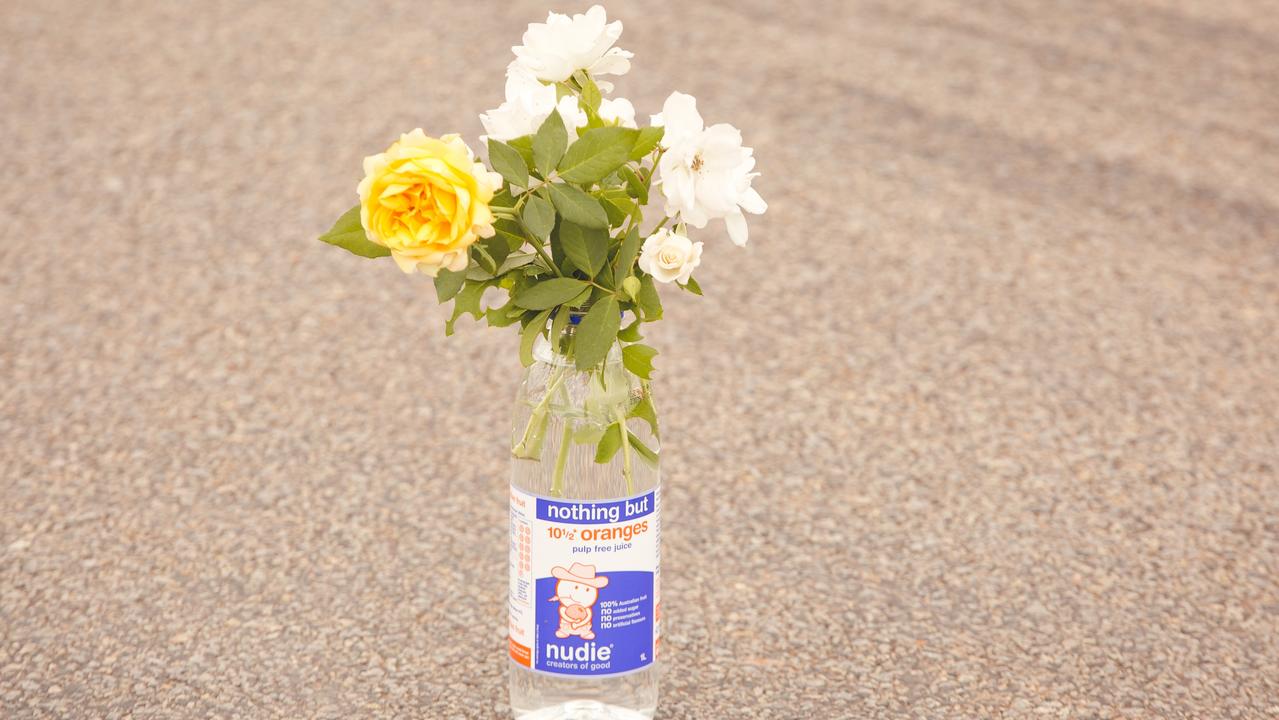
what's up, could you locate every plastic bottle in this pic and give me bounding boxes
[507,322,660,719]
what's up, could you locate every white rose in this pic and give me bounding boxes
[598,97,637,128]
[480,68,587,143]
[511,5,633,85]
[652,92,766,246]
[638,229,703,285]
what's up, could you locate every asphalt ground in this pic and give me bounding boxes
[2,1,1277,717]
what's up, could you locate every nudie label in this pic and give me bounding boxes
[509,486,660,676]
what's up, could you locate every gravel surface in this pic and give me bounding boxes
[3,1,1277,718]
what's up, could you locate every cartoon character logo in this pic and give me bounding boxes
[549,562,609,641]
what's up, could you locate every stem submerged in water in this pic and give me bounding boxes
[513,364,568,460]
[515,349,648,498]
[614,405,634,495]
[550,418,573,497]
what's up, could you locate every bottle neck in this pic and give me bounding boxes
[532,316,623,368]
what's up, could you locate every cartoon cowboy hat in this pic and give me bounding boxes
[551,562,609,588]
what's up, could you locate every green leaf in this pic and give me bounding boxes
[547,223,571,274]
[569,285,593,309]
[549,306,571,353]
[594,423,622,464]
[628,431,659,467]
[433,267,466,302]
[496,251,537,276]
[618,319,643,342]
[628,391,659,438]
[630,126,664,160]
[493,218,528,253]
[589,285,612,303]
[318,205,390,258]
[484,299,522,328]
[622,343,658,379]
[557,221,609,278]
[491,188,517,209]
[472,242,497,274]
[619,165,648,204]
[480,234,514,271]
[557,127,639,184]
[487,139,528,188]
[597,187,636,227]
[520,309,552,367]
[522,194,555,241]
[508,136,535,169]
[636,275,663,321]
[579,76,602,113]
[513,278,589,310]
[574,296,621,370]
[532,110,567,177]
[612,227,641,286]
[445,280,489,335]
[548,183,609,229]
[681,275,703,295]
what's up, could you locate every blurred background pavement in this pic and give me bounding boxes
[2,0,1277,717]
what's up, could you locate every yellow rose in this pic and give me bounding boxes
[358,129,503,276]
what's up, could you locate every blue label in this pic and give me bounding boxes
[510,486,660,677]
[534,571,654,675]
[536,491,656,525]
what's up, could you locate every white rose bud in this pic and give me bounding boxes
[638,228,703,285]
[621,275,642,300]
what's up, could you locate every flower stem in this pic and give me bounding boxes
[511,182,564,277]
[550,418,574,498]
[613,405,634,495]
[513,365,568,459]
[530,238,562,277]
[514,213,563,278]
[651,213,676,235]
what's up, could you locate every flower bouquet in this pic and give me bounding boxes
[318,6,763,717]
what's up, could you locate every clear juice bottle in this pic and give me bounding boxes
[507,322,660,720]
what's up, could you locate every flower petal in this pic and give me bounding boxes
[740,186,767,215]
[724,211,750,246]
[658,92,704,148]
